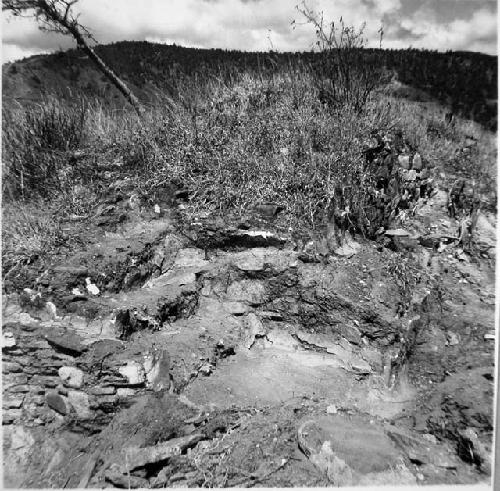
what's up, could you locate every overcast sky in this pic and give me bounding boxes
[2,0,498,63]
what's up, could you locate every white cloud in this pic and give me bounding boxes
[1,0,497,62]
[393,6,497,53]
[2,43,46,63]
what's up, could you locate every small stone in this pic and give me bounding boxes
[459,427,491,473]
[58,366,85,388]
[118,361,145,385]
[3,362,23,373]
[3,395,25,409]
[8,385,32,393]
[406,169,417,181]
[46,391,69,415]
[339,325,361,345]
[422,433,438,444]
[446,331,460,346]
[3,409,22,424]
[30,375,58,388]
[67,390,92,418]
[199,363,213,376]
[89,386,117,396]
[18,312,39,326]
[350,358,372,374]
[45,301,58,320]
[333,241,360,258]
[3,373,29,391]
[412,153,422,170]
[326,404,338,414]
[398,155,410,169]
[85,278,100,296]
[2,332,16,349]
[92,395,118,408]
[105,464,149,489]
[128,193,141,210]
[117,388,136,398]
[143,349,171,392]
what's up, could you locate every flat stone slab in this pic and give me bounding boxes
[185,329,413,419]
[297,414,415,486]
[185,341,348,408]
[384,229,410,237]
[45,331,87,356]
[222,248,299,273]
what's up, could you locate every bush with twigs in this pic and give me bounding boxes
[294,1,390,114]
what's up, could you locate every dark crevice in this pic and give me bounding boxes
[158,291,200,324]
[182,226,289,252]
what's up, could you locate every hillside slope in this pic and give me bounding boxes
[2,41,498,130]
[2,38,496,488]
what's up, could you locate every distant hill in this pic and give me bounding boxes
[2,41,497,130]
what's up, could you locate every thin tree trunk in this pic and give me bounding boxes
[77,37,144,115]
[38,1,144,115]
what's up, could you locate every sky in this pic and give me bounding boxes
[2,0,498,63]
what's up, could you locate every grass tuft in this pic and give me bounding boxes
[2,63,496,278]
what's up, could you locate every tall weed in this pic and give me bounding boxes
[2,97,87,199]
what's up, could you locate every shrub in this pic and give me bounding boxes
[2,200,67,281]
[2,97,87,199]
[143,70,379,238]
[3,48,495,266]
[295,1,389,113]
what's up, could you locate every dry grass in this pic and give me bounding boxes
[2,66,496,278]
[2,201,66,279]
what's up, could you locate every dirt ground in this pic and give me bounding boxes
[2,173,495,487]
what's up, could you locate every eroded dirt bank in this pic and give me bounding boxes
[2,177,495,488]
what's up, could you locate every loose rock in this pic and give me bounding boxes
[118,361,146,386]
[67,390,92,418]
[2,332,16,349]
[45,331,87,356]
[143,349,171,391]
[120,434,204,473]
[45,391,69,415]
[58,366,85,389]
[104,464,149,489]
